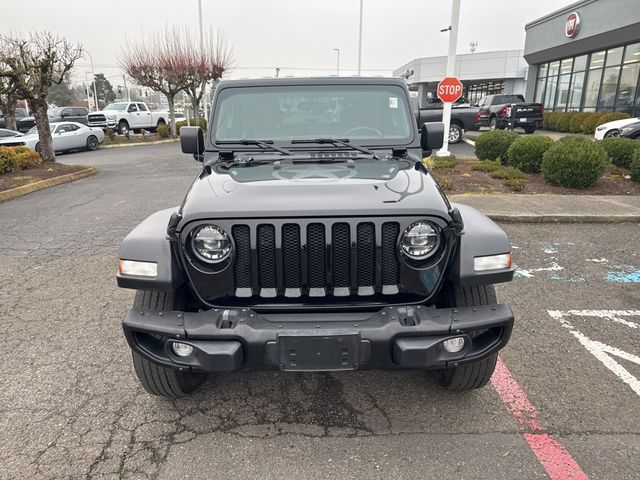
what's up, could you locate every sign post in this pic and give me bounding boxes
[436,0,462,157]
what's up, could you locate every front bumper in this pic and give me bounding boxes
[123,304,514,372]
[87,121,117,129]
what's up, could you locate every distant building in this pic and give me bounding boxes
[393,50,527,106]
[524,0,640,115]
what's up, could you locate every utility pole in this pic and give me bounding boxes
[436,0,461,158]
[84,51,99,111]
[357,0,363,75]
[333,48,340,76]
[123,75,130,102]
[198,0,208,120]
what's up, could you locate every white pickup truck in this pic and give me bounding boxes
[87,102,169,135]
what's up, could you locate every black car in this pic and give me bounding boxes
[116,77,515,398]
[618,121,640,139]
[18,106,89,132]
[0,108,28,130]
[476,94,544,133]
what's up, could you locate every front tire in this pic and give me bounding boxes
[86,135,99,151]
[603,129,618,138]
[432,284,499,391]
[130,290,206,398]
[117,121,130,136]
[448,124,463,144]
[489,117,498,131]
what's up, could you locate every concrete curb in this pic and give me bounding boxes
[0,166,97,203]
[487,213,640,224]
[99,138,179,149]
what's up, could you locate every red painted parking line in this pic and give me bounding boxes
[491,357,589,480]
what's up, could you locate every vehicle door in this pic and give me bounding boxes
[54,123,82,151]
[127,103,142,127]
[478,96,491,124]
[136,103,152,128]
[73,108,89,124]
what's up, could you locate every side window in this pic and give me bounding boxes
[0,130,11,138]
[137,103,148,111]
[67,124,80,132]
[127,104,138,113]
[74,108,88,116]
[63,108,74,117]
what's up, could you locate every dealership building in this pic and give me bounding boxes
[524,0,640,116]
[395,0,640,115]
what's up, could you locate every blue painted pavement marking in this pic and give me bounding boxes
[606,270,640,283]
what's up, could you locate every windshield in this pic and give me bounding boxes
[212,85,413,145]
[103,103,128,111]
[27,124,55,135]
[48,108,61,118]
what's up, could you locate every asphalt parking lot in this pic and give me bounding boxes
[1,143,639,479]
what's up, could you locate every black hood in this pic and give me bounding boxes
[177,159,451,229]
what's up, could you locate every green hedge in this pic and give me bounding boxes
[542,111,630,135]
[176,118,207,135]
[157,124,170,138]
[541,137,609,188]
[600,137,640,169]
[475,130,519,161]
[630,149,640,182]
[506,135,554,173]
[0,146,42,174]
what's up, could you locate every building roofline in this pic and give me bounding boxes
[525,0,598,30]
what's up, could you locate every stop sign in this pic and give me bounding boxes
[437,77,463,103]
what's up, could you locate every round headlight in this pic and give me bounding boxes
[401,222,440,259]
[192,225,232,262]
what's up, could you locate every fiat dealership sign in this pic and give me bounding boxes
[437,77,463,103]
[565,11,581,38]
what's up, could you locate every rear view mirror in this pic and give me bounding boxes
[420,122,444,154]
[180,126,205,162]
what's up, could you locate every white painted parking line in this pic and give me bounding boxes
[462,137,476,147]
[548,310,640,396]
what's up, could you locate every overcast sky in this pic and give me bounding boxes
[1,0,577,86]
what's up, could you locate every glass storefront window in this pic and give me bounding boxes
[560,58,573,75]
[544,76,557,109]
[534,77,546,103]
[589,51,606,69]
[569,71,585,109]
[617,62,640,107]
[605,47,623,67]
[548,61,560,77]
[539,63,549,77]
[573,55,588,72]
[583,68,603,108]
[556,74,571,110]
[598,66,621,109]
[623,43,640,64]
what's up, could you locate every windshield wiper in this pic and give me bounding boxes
[215,139,293,156]
[290,138,377,157]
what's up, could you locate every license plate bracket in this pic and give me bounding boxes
[277,333,361,371]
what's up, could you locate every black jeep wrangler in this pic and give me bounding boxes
[117,77,514,397]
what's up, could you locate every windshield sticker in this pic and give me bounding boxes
[389,97,398,109]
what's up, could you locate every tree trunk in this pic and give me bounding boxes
[166,94,177,137]
[190,95,200,124]
[29,97,55,162]
[0,92,18,131]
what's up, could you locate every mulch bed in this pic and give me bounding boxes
[432,158,640,195]
[0,163,89,192]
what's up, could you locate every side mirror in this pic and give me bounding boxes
[420,122,444,154]
[180,126,205,161]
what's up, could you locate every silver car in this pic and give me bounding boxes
[0,121,105,153]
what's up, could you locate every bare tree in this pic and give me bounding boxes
[121,28,194,137]
[0,76,19,131]
[183,28,233,122]
[0,32,83,162]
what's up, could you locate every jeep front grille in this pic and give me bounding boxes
[231,220,401,298]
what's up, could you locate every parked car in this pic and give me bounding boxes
[117,77,515,398]
[0,121,105,153]
[476,94,543,133]
[87,102,168,135]
[17,106,89,133]
[0,108,28,130]
[594,116,640,140]
[0,128,23,139]
[417,103,479,144]
[618,121,640,139]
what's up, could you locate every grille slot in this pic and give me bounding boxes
[231,220,401,299]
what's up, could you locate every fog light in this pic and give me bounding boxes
[118,259,158,277]
[443,337,465,353]
[171,342,194,357]
[474,253,512,271]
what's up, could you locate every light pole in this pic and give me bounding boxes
[197,0,208,120]
[84,50,99,111]
[84,72,92,110]
[333,48,340,76]
[436,0,461,158]
[357,0,363,75]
